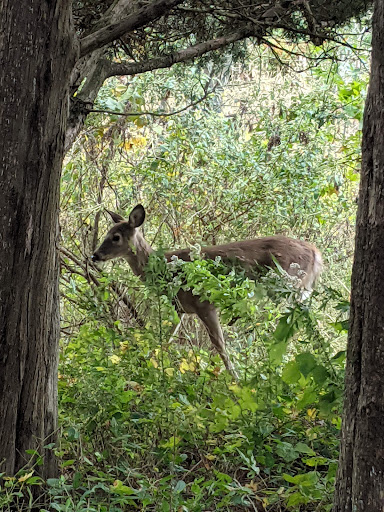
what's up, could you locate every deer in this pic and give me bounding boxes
[91,204,323,381]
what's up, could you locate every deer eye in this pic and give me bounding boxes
[112,234,121,242]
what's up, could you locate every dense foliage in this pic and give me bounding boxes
[0,36,369,511]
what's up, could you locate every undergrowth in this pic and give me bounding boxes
[0,266,348,512]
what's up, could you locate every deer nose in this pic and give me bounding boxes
[91,253,99,262]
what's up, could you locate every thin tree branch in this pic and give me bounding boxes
[59,246,144,327]
[88,87,214,117]
[79,0,184,57]
[67,28,253,146]
[107,27,256,77]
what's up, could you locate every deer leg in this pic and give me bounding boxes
[194,303,239,381]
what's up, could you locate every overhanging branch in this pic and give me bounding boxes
[107,27,255,77]
[80,0,183,57]
[67,27,255,147]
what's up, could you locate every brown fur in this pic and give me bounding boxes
[166,236,322,291]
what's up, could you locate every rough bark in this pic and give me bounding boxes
[66,54,110,152]
[0,0,77,477]
[333,1,384,510]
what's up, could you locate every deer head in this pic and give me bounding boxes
[92,204,151,277]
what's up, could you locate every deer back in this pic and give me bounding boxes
[165,236,322,290]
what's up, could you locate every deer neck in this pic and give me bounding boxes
[124,231,153,279]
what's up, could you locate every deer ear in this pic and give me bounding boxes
[106,209,125,223]
[128,204,145,228]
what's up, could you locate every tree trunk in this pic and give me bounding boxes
[0,0,77,477]
[333,2,384,510]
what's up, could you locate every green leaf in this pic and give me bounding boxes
[275,442,299,462]
[283,473,299,484]
[311,365,329,385]
[110,480,138,496]
[295,443,315,455]
[303,456,328,466]
[332,350,346,363]
[174,480,186,493]
[61,459,75,468]
[331,320,349,332]
[24,476,43,485]
[297,388,318,410]
[73,471,82,490]
[67,426,79,441]
[282,361,301,384]
[287,492,308,507]
[269,340,288,364]
[161,436,182,449]
[47,478,61,487]
[283,471,318,486]
[274,315,295,342]
[296,353,317,377]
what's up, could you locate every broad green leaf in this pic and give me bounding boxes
[312,365,329,385]
[282,361,301,384]
[287,492,308,507]
[297,388,318,410]
[274,315,296,342]
[275,442,299,462]
[174,480,186,493]
[295,443,315,455]
[296,353,317,377]
[269,340,288,364]
[303,456,328,466]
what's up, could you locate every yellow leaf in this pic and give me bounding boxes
[18,471,34,483]
[165,367,174,377]
[307,408,317,420]
[115,84,126,93]
[131,136,147,147]
[179,359,189,373]
[119,341,129,353]
[109,355,121,365]
[187,350,200,362]
[245,480,258,492]
[150,358,159,369]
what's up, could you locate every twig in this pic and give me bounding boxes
[59,246,144,327]
[88,88,214,118]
